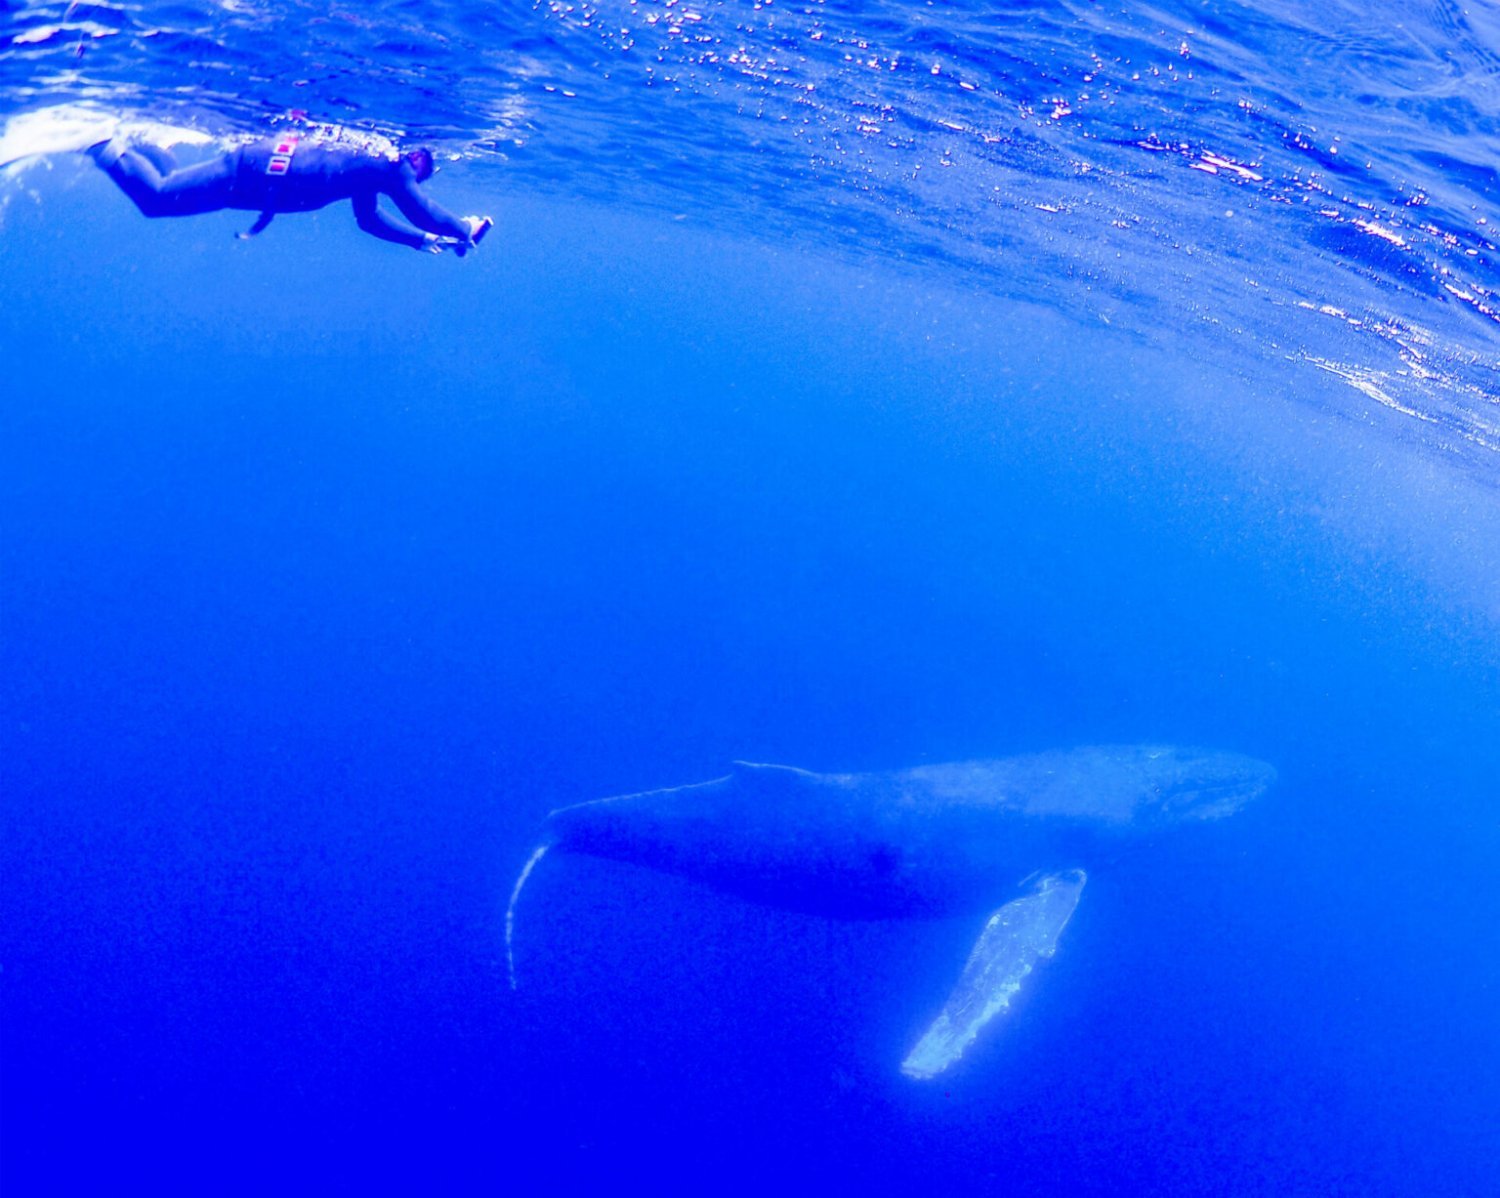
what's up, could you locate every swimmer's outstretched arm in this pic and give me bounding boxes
[352,192,490,255]
[386,174,472,240]
[351,191,437,250]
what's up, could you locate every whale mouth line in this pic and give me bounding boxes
[1160,770,1274,816]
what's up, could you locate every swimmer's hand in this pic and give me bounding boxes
[420,232,466,255]
[462,215,494,246]
[421,218,492,257]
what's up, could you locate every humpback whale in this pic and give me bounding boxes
[508,744,1275,1079]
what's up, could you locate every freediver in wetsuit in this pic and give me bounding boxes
[91,124,492,254]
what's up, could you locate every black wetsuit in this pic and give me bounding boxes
[100,127,469,249]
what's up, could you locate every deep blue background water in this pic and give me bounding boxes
[4,1,1500,1193]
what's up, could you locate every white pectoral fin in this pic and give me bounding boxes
[901,869,1087,1080]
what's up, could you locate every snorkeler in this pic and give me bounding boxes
[90,123,492,255]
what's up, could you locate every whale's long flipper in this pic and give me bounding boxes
[901,868,1086,1080]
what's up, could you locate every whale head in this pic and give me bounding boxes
[1124,744,1277,825]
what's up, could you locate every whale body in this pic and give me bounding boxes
[509,744,1275,1079]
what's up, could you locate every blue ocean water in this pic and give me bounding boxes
[3,0,1499,1192]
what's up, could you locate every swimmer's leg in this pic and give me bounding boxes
[94,146,238,218]
[133,141,179,175]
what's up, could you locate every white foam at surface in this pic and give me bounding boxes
[0,104,217,169]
